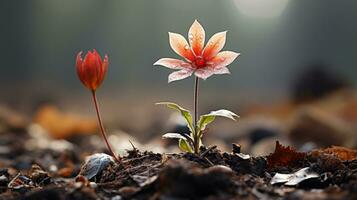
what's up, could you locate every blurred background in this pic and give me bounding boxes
[1,0,357,156]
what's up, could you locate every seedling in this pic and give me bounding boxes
[76,50,120,162]
[154,20,240,154]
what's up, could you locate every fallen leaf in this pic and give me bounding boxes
[312,146,357,161]
[267,141,307,169]
[33,104,97,139]
[270,167,319,186]
[57,167,74,178]
[0,105,28,131]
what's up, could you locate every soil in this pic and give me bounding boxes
[0,131,356,200]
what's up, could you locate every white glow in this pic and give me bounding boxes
[234,0,289,18]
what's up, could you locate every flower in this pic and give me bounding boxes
[76,49,108,91]
[154,20,240,83]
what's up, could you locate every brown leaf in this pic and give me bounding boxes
[267,141,307,169]
[57,167,75,178]
[312,146,357,161]
[0,105,28,131]
[33,104,97,139]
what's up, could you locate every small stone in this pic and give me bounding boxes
[74,182,83,189]
[206,165,233,175]
[79,153,114,181]
[89,182,97,189]
[232,143,241,154]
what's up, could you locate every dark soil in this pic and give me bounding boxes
[0,131,356,200]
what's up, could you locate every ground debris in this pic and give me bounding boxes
[0,132,356,199]
[270,167,319,186]
[267,141,307,170]
[141,159,237,199]
[312,146,357,161]
[33,104,97,139]
[29,164,51,186]
[79,153,114,181]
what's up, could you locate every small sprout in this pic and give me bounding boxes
[179,138,194,153]
[76,50,120,162]
[154,20,240,154]
[157,102,238,154]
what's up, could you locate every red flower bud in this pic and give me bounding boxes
[76,49,108,91]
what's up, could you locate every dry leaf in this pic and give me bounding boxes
[57,167,75,178]
[33,104,97,139]
[267,141,307,169]
[0,105,28,131]
[312,146,357,161]
[270,167,319,186]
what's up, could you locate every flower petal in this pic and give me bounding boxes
[100,54,109,83]
[188,20,205,56]
[154,58,192,70]
[214,66,230,75]
[76,51,83,69]
[169,32,195,62]
[168,69,194,83]
[209,51,240,69]
[202,31,227,60]
[82,51,100,89]
[76,52,85,83]
[194,68,215,80]
[76,50,108,90]
[92,49,103,66]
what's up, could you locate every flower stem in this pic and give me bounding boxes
[91,90,120,162]
[193,77,200,154]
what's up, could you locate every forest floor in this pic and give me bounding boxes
[0,129,356,200]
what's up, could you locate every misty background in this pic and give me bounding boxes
[1,0,357,118]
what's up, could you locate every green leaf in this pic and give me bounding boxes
[197,109,239,132]
[179,138,193,153]
[162,133,187,140]
[183,133,194,143]
[156,102,194,133]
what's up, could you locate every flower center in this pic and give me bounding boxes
[194,56,206,68]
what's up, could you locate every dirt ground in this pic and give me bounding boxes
[0,127,356,200]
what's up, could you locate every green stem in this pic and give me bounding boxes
[193,77,200,154]
[91,90,120,162]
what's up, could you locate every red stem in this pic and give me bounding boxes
[91,90,120,162]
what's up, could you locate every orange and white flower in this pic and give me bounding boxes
[154,20,240,82]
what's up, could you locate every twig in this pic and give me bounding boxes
[128,140,137,151]
[200,145,217,158]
